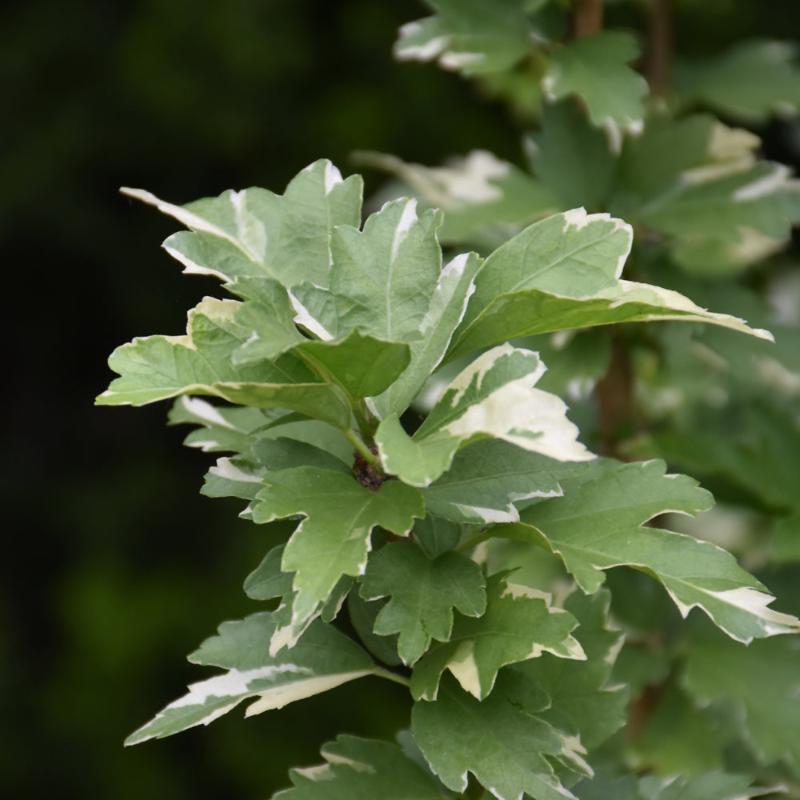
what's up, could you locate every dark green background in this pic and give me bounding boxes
[2,1,798,797]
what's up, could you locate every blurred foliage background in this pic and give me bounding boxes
[2,1,799,797]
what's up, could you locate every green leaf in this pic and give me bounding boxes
[168,397,353,467]
[321,577,355,624]
[628,401,800,514]
[395,0,535,76]
[376,345,592,487]
[422,440,571,525]
[330,198,443,342]
[261,417,354,465]
[263,575,362,672]
[771,514,800,564]
[225,276,305,364]
[527,102,616,211]
[244,544,292,601]
[360,540,486,665]
[543,32,648,148]
[168,395,280,455]
[616,114,741,207]
[293,329,411,399]
[637,773,775,800]
[199,436,351,510]
[96,298,353,428]
[250,437,351,474]
[575,771,774,800]
[374,251,483,417]
[347,593,403,667]
[513,589,627,751]
[288,196,447,344]
[122,159,363,288]
[630,683,724,775]
[675,39,800,123]
[201,456,265,502]
[504,459,800,642]
[683,631,800,772]
[411,573,584,701]
[125,613,375,746]
[574,773,639,800]
[636,160,800,274]
[250,467,424,650]
[448,210,772,360]
[412,675,585,800]
[612,642,671,698]
[357,150,558,250]
[465,209,626,304]
[273,735,450,799]
[616,114,800,273]
[198,441,351,522]
[413,516,462,558]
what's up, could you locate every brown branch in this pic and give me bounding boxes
[627,682,665,743]
[646,0,672,96]
[572,0,604,39]
[595,335,635,457]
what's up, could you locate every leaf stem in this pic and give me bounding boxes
[344,428,380,468]
[373,667,410,688]
[353,398,378,438]
[456,528,492,554]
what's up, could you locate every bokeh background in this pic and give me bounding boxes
[3,1,799,798]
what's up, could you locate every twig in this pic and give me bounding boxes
[594,334,635,457]
[646,0,672,96]
[344,428,380,468]
[572,0,603,39]
[373,667,410,688]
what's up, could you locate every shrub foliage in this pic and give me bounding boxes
[99,1,800,797]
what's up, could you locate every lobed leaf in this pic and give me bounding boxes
[125,613,375,746]
[376,344,592,487]
[96,298,353,428]
[527,102,616,211]
[273,735,450,799]
[224,275,305,364]
[448,209,772,360]
[357,149,558,250]
[412,675,586,800]
[347,593,403,667]
[122,159,363,289]
[395,0,537,76]
[543,32,648,149]
[501,459,800,642]
[329,198,443,342]
[373,251,482,417]
[168,395,281,455]
[292,329,411,399]
[422,440,574,525]
[683,631,800,772]
[575,771,775,800]
[618,114,800,273]
[244,544,292,601]
[411,573,585,701]
[360,540,486,666]
[250,467,424,652]
[512,589,627,751]
[675,39,800,123]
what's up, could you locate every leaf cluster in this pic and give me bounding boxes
[97,1,800,797]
